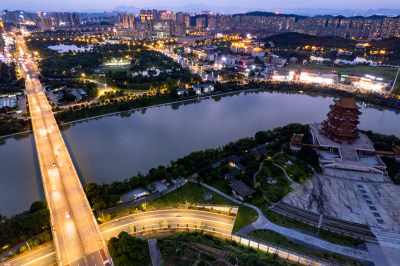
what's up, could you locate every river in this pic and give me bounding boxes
[1,91,399,216]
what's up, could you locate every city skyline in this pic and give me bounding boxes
[0,0,399,14]
[1,0,400,265]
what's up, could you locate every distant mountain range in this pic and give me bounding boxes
[110,5,400,17]
[111,4,254,14]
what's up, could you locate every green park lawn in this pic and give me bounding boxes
[273,154,314,183]
[148,182,258,232]
[256,161,293,203]
[286,63,398,80]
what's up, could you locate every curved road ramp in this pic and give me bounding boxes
[4,207,350,266]
[2,208,236,266]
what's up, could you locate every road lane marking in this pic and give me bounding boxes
[21,251,55,266]
[102,217,234,233]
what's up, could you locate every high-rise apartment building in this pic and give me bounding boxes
[196,17,206,28]
[122,14,129,28]
[128,14,135,28]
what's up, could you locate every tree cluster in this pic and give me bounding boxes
[0,201,50,251]
[108,231,150,266]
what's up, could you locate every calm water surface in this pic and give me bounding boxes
[1,91,399,216]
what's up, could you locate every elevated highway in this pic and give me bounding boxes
[16,37,112,266]
[3,209,236,266]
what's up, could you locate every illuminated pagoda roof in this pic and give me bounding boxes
[333,98,360,109]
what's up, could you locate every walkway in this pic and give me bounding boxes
[273,162,299,189]
[253,162,263,188]
[148,238,162,266]
[200,182,372,262]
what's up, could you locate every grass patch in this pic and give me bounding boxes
[233,205,258,232]
[262,208,364,246]
[148,182,258,232]
[263,207,318,234]
[318,230,365,247]
[273,154,313,183]
[286,63,398,80]
[256,161,293,202]
[249,230,361,265]
[208,179,232,195]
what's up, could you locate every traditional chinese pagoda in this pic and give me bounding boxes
[321,98,361,143]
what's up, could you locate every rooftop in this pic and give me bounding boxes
[333,98,360,109]
[230,180,255,198]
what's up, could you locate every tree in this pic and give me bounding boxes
[169,88,178,100]
[255,131,269,144]
[19,246,27,253]
[188,88,196,96]
[297,146,319,170]
[108,232,150,266]
[85,183,99,198]
[29,201,47,213]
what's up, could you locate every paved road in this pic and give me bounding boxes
[2,209,236,265]
[16,36,112,266]
[3,245,57,266]
[100,209,236,240]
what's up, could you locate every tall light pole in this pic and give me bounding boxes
[390,66,400,95]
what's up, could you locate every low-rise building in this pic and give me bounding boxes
[230,180,255,201]
[250,47,265,58]
[190,47,218,62]
[0,96,17,108]
[299,71,338,85]
[116,29,150,40]
[193,83,214,94]
[249,144,269,159]
[341,74,390,93]
[177,88,188,95]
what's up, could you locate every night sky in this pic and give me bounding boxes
[0,0,396,13]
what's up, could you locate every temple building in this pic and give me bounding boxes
[321,98,361,143]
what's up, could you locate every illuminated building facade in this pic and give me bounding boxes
[341,75,390,93]
[196,17,206,28]
[122,14,128,28]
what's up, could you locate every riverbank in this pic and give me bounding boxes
[53,81,400,124]
[1,81,400,139]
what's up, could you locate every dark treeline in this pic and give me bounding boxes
[261,32,357,49]
[361,130,400,151]
[0,117,30,136]
[0,62,25,94]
